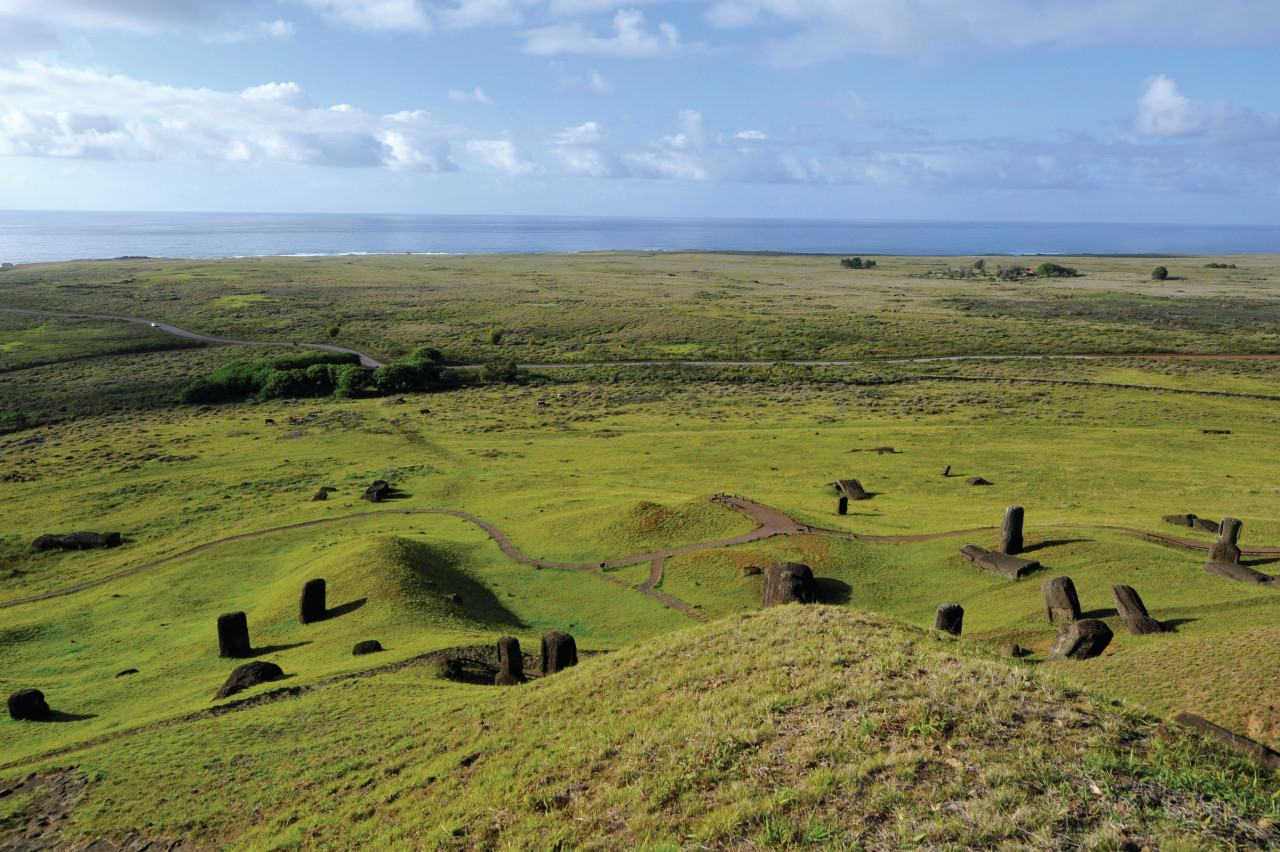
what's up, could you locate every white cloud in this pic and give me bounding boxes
[448,86,493,104]
[0,61,462,169]
[297,0,430,32]
[522,8,684,57]
[832,90,885,124]
[204,18,295,42]
[552,63,615,95]
[465,138,537,173]
[1133,74,1226,138]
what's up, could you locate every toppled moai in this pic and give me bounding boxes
[932,603,963,637]
[31,531,122,552]
[217,611,252,658]
[215,661,284,700]
[958,544,1039,580]
[1042,576,1082,624]
[541,631,578,675]
[495,636,526,686]
[1111,585,1164,635]
[353,640,384,655]
[762,562,819,607]
[362,480,391,503]
[1046,619,1113,661]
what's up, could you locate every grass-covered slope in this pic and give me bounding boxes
[6,606,1277,850]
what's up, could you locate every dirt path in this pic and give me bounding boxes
[10,495,1275,616]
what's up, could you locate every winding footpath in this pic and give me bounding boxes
[6,495,1277,616]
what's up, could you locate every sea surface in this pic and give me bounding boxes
[1,211,1278,265]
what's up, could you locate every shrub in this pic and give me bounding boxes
[841,257,876,269]
[1034,262,1077,278]
[327,324,340,338]
[1151,266,1168,281]
[487,326,504,345]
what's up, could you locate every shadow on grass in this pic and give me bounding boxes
[1021,539,1092,553]
[1161,617,1198,632]
[251,640,313,655]
[1245,556,1280,567]
[321,597,367,620]
[816,578,853,606]
[1081,607,1118,619]
[47,709,99,722]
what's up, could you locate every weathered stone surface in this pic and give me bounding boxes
[8,689,51,721]
[1111,585,1164,635]
[1042,576,1082,624]
[214,661,284,700]
[998,506,1024,555]
[299,578,326,625]
[966,476,990,486]
[932,603,963,636]
[1191,517,1221,534]
[741,565,762,576]
[1162,513,1196,527]
[352,640,383,655]
[217,611,252,659]
[763,562,818,607]
[362,480,391,503]
[1174,712,1280,771]
[959,544,1040,580]
[541,631,578,675]
[837,495,848,515]
[1204,561,1273,584]
[833,479,869,500]
[31,531,122,552]
[1209,518,1243,564]
[1000,643,1026,658]
[1046,619,1113,661]
[311,490,328,502]
[495,636,526,686]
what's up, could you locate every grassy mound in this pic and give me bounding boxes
[6,606,1276,850]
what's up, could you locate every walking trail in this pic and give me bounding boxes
[6,496,1275,616]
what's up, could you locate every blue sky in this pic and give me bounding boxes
[1,0,1278,223]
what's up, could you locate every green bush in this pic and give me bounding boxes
[1034,262,1077,278]
[1151,266,1168,281]
[177,351,360,404]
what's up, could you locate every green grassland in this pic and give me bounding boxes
[2,253,1279,849]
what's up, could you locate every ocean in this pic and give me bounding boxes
[1,210,1278,265]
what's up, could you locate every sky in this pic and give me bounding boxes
[0,0,1278,223]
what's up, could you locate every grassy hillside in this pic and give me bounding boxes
[3,253,1280,849]
[5,607,1278,850]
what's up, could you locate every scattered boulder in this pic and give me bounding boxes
[1046,619,1113,661]
[31,531,122,552]
[298,578,326,625]
[831,479,869,501]
[741,566,762,576]
[1042,576,1082,624]
[1204,561,1274,585]
[541,631,578,675]
[115,669,139,678]
[8,689,51,721]
[762,562,819,607]
[997,506,1024,555]
[1000,643,1026,658]
[966,476,990,486]
[214,661,284,700]
[1174,712,1280,771]
[1209,518,1243,564]
[1111,585,1165,635]
[932,603,963,636]
[958,544,1040,580]
[352,640,383,656]
[362,480,391,503]
[311,490,328,502]
[495,636,526,686]
[837,496,848,515]
[217,611,252,658]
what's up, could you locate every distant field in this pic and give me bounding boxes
[1,253,1278,849]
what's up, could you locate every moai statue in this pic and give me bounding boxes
[299,578,326,625]
[762,562,818,607]
[541,632,578,675]
[217,611,252,658]
[1041,576,1081,624]
[1111,585,1164,635]
[1209,518,1243,564]
[998,506,1024,555]
[495,636,526,686]
[932,603,964,636]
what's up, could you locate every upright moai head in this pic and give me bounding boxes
[541,631,578,676]
[1041,576,1081,624]
[217,611,252,658]
[1209,518,1243,564]
[299,578,327,625]
[495,636,526,686]
[763,562,818,607]
[998,506,1024,555]
[932,603,964,636]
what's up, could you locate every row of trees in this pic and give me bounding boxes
[178,346,522,405]
[840,257,878,269]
